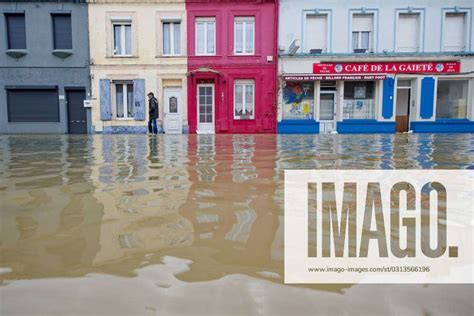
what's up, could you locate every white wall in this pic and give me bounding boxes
[279,0,474,54]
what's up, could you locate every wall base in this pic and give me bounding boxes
[277,120,319,134]
[411,119,474,133]
[337,120,396,134]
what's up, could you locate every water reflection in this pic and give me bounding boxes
[1,134,474,283]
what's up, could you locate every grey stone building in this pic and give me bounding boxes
[0,0,90,134]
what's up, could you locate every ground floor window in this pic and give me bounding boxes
[343,81,376,119]
[115,82,134,119]
[7,88,59,122]
[234,80,255,120]
[436,80,468,119]
[282,82,314,119]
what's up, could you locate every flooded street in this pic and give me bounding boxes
[1,134,473,315]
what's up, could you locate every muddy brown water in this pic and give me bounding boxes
[0,134,473,315]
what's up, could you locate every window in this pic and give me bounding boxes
[7,88,59,122]
[352,14,373,52]
[397,13,420,52]
[115,83,134,119]
[343,81,376,119]
[304,14,327,53]
[5,13,26,49]
[113,22,132,56]
[52,14,72,50]
[443,13,466,51]
[234,17,254,55]
[163,21,181,55]
[196,17,215,55]
[282,82,314,120]
[436,80,468,119]
[234,80,255,120]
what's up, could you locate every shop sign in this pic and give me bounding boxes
[313,61,460,74]
[283,75,386,81]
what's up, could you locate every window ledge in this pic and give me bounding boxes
[52,50,73,59]
[157,55,185,58]
[6,49,27,59]
[108,55,139,59]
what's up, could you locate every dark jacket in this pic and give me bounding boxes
[148,97,159,119]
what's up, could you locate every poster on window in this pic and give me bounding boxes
[354,86,366,99]
[282,82,314,120]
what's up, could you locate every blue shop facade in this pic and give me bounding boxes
[277,56,474,134]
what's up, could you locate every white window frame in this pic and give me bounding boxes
[112,21,132,56]
[234,80,255,120]
[394,9,424,53]
[349,10,378,53]
[195,17,216,56]
[352,31,371,50]
[441,8,471,52]
[115,82,134,120]
[162,20,181,56]
[234,17,255,55]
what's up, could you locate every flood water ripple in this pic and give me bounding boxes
[0,134,473,315]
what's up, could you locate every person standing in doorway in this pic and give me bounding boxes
[148,92,159,134]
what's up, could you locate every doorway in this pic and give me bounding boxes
[163,87,183,134]
[395,80,411,133]
[197,84,215,134]
[319,91,336,133]
[66,89,87,134]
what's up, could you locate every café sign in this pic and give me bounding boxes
[313,61,461,74]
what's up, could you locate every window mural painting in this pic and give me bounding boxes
[282,82,314,119]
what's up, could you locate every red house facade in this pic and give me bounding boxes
[186,0,278,134]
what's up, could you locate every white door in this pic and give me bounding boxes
[319,92,336,133]
[163,87,183,134]
[197,84,215,134]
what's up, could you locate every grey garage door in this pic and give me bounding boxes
[7,88,59,122]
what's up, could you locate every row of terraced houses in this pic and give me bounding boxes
[1,0,473,134]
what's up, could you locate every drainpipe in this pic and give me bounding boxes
[273,0,279,132]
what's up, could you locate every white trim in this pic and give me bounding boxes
[162,21,181,56]
[112,22,132,56]
[394,9,424,53]
[441,9,471,52]
[233,79,255,120]
[114,82,134,120]
[195,17,216,56]
[234,17,255,55]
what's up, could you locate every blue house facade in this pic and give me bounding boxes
[277,0,474,134]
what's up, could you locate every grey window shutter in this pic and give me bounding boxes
[133,79,146,120]
[6,14,27,49]
[100,79,112,121]
[52,14,72,50]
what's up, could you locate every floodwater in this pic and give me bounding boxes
[0,134,473,315]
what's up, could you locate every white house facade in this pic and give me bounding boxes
[278,0,474,133]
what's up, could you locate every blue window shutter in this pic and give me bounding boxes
[382,77,395,119]
[420,77,435,119]
[99,79,112,121]
[133,79,146,121]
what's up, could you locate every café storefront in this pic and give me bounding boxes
[278,60,474,134]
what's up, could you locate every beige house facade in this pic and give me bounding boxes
[88,0,188,134]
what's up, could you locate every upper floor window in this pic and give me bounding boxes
[52,14,72,50]
[304,14,328,53]
[115,82,134,119]
[443,13,467,51]
[5,13,26,50]
[352,14,373,53]
[196,17,215,55]
[163,21,181,56]
[397,13,420,52]
[234,80,255,120]
[113,21,132,56]
[234,17,254,55]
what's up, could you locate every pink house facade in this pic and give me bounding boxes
[186,0,278,134]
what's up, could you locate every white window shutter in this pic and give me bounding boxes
[305,15,327,52]
[444,13,466,51]
[398,14,419,52]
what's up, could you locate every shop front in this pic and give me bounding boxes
[278,60,473,134]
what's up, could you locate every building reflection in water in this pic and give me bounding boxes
[1,134,473,284]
